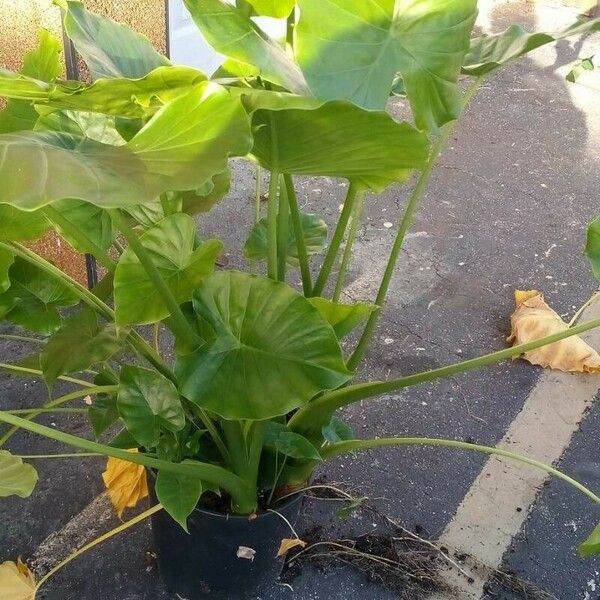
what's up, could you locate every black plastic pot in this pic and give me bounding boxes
[149,485,304,599]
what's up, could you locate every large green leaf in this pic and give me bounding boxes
[580,522,600,557]
[0,248,14,294]
[127,82,252,192]
[0,205,49,241]
[0,131,151,211]
[296,0,477,131]
[40,310,122,386]
[238,89,429,191]
[265,422,322,461]
[89,394,119,439]
[50,199,116,253]
[35,110,125,146]
[117,365,186,448]
[0,257,80,335]
[244,212,327,266]
[0,84,252,211]
[176,271,351,420]
[114,214,223,325]
[246,0,295,18]
[0,66,207,119]
[463,18,600,77]
[183,0,308,94]
[57,0,170,79]
[308,297,377,339]
[155,468,202,532]
[586,216,600,281]
[0,450,38,498]
[181,169,231,216]
[0,29,62,134]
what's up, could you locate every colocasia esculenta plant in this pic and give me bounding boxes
[0,0,599,560]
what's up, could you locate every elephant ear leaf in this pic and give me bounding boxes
[296,0,478,131]
[244,212,327,267]
[56,0,170,79]
[579,522,600,558]
[463,17,600,77]
[0,28,62,134]
[182,0,308,94]
[308,297,377,339]
[0,450,38,498]
[41,309,122,387]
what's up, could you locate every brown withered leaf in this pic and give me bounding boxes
[276,538,307,557]
[0,558,36,600]
[508,290,600,372]
[102,450,149,518]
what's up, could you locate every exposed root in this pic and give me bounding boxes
[281,482,559,600]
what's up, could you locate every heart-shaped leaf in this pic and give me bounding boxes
[240,90,429,191]
[265,422,322,461]
[308,297,377,339]
[0,84,251,212]
[0,29,61,134]
[0,450,38,498]
[0,257,80,335]
[117,366,186,448]
[296,0,478,131]
[463,18,600,77]
[580,522,600,557]
[155,468,202,531]
[114,214,223,325]
[176,271,351,420]
[40,310,122,386]
[245,212,327,266]
[58,0,170,79]
[50,199,116,253]
[0,206,49,242]
[322,416,354,443]
[0,66,207,119]
[183,0,308,94]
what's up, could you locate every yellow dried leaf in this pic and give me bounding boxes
[508,290,600,372]
[102,450,149,518]
[276,538,306,557]
[0,558,36,600]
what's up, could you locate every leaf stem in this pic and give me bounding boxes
[17,452,101,458]
[285,174,312,295]
[0,241,171,379]
[0,333,44,344]
[34,504,163,596]
[6,408,88,414]
[312,182,359,297]
[348,79,483,370]
[108,209,202,352]
[0,362,93,387]
[321,436,600,506]
[0,411,252,504]
[267,168,280,280]
[277,174,289,281]
[289,314,600,434]
[333,189,366,302]
[0,385,117,448]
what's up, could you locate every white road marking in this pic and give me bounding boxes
[430,299,600,599]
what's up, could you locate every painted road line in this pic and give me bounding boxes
[430,300,600,599]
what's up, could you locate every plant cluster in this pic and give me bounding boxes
[0,0,599,559]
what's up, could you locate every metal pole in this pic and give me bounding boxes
[60,18,99,289]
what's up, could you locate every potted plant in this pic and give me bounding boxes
[1,0,599,597]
